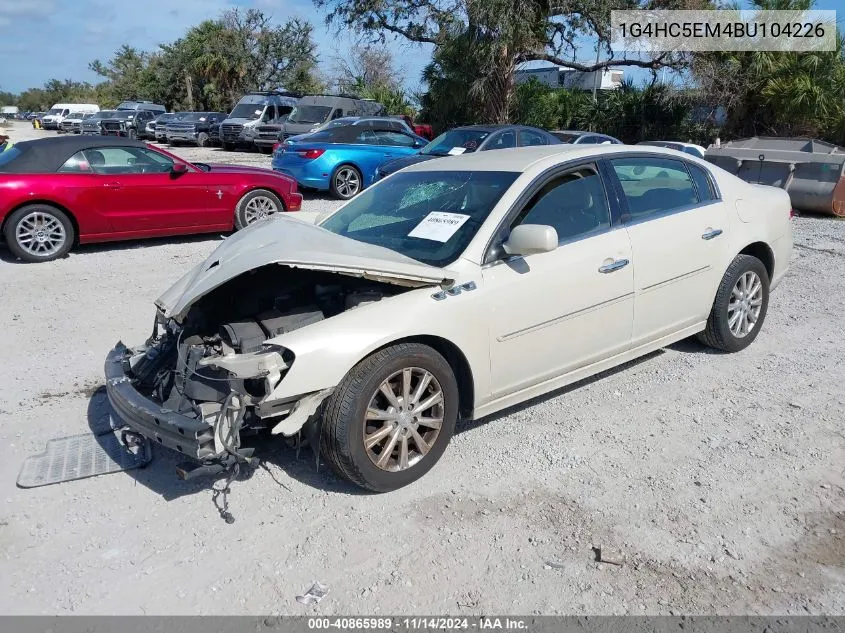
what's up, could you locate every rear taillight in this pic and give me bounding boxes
[790,208,797,218]
[272,142,281,153]
[289,192,303,211]
[296,148,325,160]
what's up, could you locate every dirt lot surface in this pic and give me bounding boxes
[0,122,843,615]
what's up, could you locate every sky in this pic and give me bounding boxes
[0,0,840,95]
[0,0,434,94]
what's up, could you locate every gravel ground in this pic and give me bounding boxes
[0,123,842,616]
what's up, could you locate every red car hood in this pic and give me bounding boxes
[203,163,297,188]
[204,163,281,176]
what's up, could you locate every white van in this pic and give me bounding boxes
[41,103,99,130]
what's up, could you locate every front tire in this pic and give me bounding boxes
[321,343,459,492]
[197,132,209,147]
[698,254,770,352]
[3,204,75,263]
[234,189,283,229]
[331,165,363,199]
[127,129,137,140]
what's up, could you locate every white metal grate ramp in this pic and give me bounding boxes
[17,431,151,488]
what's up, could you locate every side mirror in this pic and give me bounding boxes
[171,163,188,175]
[503,224,558,257]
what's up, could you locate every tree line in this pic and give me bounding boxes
[322,0,845,145]
[2,0,844,146]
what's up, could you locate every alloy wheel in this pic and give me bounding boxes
[15,211,67,258]
[243,195,279,224]
[363,367,445,472]
[728,271,763,338]
[334,167,360,198]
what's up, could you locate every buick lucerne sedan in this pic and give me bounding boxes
[0,136,302,262]
[106,145,793,491]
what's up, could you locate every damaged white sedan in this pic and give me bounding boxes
[106,145,793,491]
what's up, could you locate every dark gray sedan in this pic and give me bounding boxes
[375,124,560,179]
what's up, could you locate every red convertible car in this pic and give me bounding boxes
[0,136,303,262]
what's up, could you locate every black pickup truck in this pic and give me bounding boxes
[100,110,158,139]
[253,117,290,154]
[165,112,229,147]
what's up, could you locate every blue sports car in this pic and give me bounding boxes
[271,125,427,199]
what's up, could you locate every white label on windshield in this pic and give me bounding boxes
[408,212,470,242]
[447,147,466,156]
[255,109,262,115]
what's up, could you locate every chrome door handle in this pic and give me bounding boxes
[598,258,630,273]
[702,228,723,240]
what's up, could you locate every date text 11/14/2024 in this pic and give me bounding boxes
[307,617,529,630]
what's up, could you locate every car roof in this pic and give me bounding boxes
[451,124,517,133]
[639,140,703,148]
[401,144,704,174]
[357,117,399,122]
[554,130,616,137]
[0,136,148,173]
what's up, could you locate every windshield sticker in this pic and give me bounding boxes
[447,147,466,156]
[255,110,262,115]
[408,212,470,242]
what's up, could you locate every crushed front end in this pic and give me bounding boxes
[105,312,292,475]
[105,264,406,478]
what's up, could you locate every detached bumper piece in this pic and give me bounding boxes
[105,343,215,462]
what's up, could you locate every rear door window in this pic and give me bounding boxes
[610,157,700,221]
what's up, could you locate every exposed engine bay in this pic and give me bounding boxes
[119,265,404,463]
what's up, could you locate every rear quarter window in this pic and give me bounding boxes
[686,162,717,201]
[610,157,700,220]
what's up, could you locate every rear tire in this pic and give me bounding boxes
[330,164,363,199]
[197,132,209,147]
[3,204,75,263]
[320,343,458,492]
[697,254,770,352]
[127,129,137,140]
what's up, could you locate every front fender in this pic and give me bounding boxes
[264,281,491,407]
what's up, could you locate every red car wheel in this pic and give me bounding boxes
[234,189,284,230]
[4,204,75,263]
